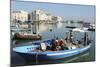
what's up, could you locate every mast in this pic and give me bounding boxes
[86,32,87,46]
[84,32,87,46]
[70,30,73,43]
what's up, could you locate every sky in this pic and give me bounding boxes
[11,0,95,23]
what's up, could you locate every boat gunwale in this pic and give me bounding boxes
[13,43,91,55]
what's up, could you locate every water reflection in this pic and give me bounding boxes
[31,22,94,40]
[57,22,62,28]
[32,23,52,33]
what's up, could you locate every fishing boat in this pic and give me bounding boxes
[13,33,42,40]
[88,23,95,31]
[13,29,92,61]
[65,26,77,29]
[88,28,95,31]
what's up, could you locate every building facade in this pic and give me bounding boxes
[11,11,28,24]
[11,10,63,34]
[30,10,52,23]
[52,16,62,23]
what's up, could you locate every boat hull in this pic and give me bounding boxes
[13,33,42,40]
[14,44,91,61]
[88,28,95,31]
[66,26,77,29]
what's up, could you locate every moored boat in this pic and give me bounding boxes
[13,29,92,61]
[13,39,92,61]
[13,33,42,40]
[65,26,77,28]
[88,28,95,31]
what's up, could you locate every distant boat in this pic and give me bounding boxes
[13,30,92,61]
[88,23,95,31]
[72,28,88,32]
[13,33,42,40]
[65,26,77,29]
[88,28,95,31]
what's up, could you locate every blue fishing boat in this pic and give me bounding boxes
[13,29,92,61]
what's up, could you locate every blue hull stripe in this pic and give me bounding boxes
[13,39,91,60]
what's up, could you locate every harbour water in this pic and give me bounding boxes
[11,22,95,66]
